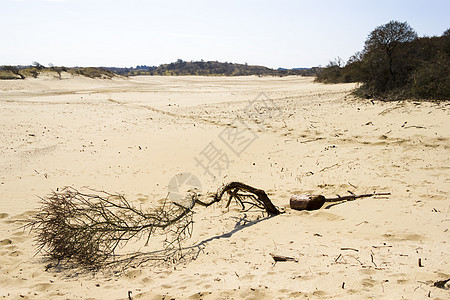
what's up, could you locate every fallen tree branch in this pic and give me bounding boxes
[26,182,280,268]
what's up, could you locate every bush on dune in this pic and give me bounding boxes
[316,21,450,101]
[0,65,117,80]
[69,67,116,79]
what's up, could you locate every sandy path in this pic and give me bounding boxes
[0,76,448,299]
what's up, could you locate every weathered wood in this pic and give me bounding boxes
[26,181,282,269]
[213,182,281,215]
[290,194,326,211]
[290,192,391,211]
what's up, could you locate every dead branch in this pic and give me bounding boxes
[290,191,391,211]
[325,192,391,202]
[26,182,280,268]
[212,182,281,215]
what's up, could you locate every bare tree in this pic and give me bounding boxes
[32,61,44,69]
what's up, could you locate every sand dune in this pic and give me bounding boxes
[0,76,448,299]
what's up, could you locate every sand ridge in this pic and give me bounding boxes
[0,76,449,299]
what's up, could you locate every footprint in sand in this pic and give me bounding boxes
[382,233,425,242]
[0,213,9,219]
[0,239,13,246]
[9,250,22,257]
[11,231,25,236]
[359,268,376,275]
[32,283,53,292]
[312,211,345,221]
[361,277,377,288]
[140,276,153,284]
[124,269,142,279]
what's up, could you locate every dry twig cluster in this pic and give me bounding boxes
[26,187,196,267]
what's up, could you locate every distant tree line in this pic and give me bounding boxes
[1,62,319,79]
[316,21,450,100]
[106,60,319,77]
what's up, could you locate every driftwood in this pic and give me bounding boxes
[290,192,391,211]
[26,182,280,267]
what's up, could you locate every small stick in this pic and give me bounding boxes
[418,258,423,267]
[340,247,359,252]
[372,245,392,248]
[270,253,298,262]
[370,251,377,267]
[319,163,340,172]
[348,182,357,189]
[326,192,391,202]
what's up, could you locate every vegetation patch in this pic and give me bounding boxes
[68,67,116,79]
[0,64,116,80]
[316,21,450,101]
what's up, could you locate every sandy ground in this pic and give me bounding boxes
[0,75,449,299]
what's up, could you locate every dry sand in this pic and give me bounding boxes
[0,75,448,299]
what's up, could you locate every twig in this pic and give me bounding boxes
[372,245,392,248]
[340,247,359,252]
[326,192,391,202]
[299,137,323,144]
[418,258,423,267]
[370,251,377,267]
[319,163,340,172]
[270,253,298,262]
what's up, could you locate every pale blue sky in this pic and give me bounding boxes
[1,0,449,68]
